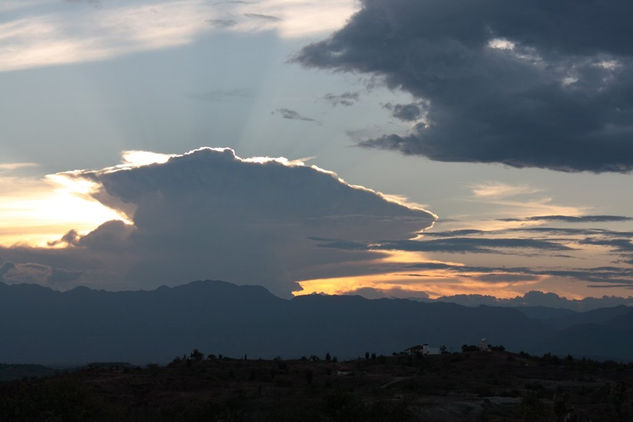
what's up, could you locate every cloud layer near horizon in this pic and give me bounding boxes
[297,0,633,173]
[0,148,435,295]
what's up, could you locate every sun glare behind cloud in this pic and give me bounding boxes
[0,173,127,247]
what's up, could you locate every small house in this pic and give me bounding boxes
[479,338,490,352]
[405,344,439,356]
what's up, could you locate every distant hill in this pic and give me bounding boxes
[0,280,631,364]
[0,364,56,382]
[435,290,633,311]
[538,310,633,361]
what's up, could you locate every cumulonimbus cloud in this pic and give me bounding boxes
[296,0,633,173]
[0,148,435,296]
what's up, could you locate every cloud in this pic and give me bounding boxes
[314,236,572,255]
[471,182,540,199]
[0,148,434,295]
[323,91,360,107]
[298,215,633,297]
[343,286,430,300]
[384,102,425,122]
[207,18,238,28]
[0,173,126,247]
[0,162,38,172]
[500,215,633,223]
[275,108,318,123]
[243,13,281,22]
[579,238,633,253]
[405,262,633,288]
[1,0,359,72]
[0,261,81,286]
[296,0,633,173]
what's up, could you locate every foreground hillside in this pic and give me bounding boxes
[1,280,633,363]
[1,351,631,421]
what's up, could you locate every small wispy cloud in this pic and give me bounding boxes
[471,182,540,199]
[500,215,633,223]
[0,0,359,72]
[207,18,237,28]
[243,12,281,22]
[0,162,38,172]
[275,108,318,123]
[323,91,359,107]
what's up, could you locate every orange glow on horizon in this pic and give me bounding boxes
[294,271,543,299]
[294,249,545,299]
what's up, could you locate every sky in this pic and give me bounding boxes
[1,0,633,300]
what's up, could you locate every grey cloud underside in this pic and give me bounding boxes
[243,13,281,22]
[275,108,318,123]
[424,226,633,241]
[314,220,633,286]
[407,262,633,287]
[0,148,434,295]
[434,225,633,261]
[314,236,572,254]
[500,215,633,223]
[296,0,633,172]
[324,92,360,107]
[384,103,423,122]
[207,19,238,28]
[580,238,633,253]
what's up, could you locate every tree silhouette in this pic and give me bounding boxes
[190,349,204,361]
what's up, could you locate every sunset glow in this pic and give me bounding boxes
[0,173,127,247]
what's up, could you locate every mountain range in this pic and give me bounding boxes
[1,280,632,365]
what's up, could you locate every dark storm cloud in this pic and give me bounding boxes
[323,92,360,107]
[296,0,633,172]
[0,148,434,296]
[275,108,318,123]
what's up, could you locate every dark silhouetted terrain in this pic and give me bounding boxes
[1,280,632,364]
[1,351,632,421]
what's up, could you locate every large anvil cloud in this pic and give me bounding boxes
[0,148,435,296]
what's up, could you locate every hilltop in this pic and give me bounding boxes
[1,350,631,421]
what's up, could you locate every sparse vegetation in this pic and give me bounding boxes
[1,349,632,421]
